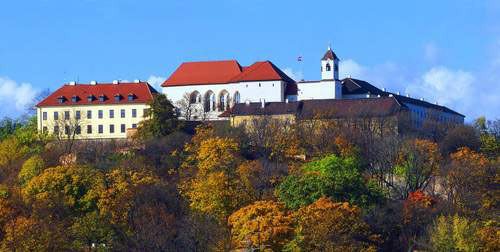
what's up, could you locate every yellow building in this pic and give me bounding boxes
[36,80,157,139]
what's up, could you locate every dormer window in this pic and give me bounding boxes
[87,95,94,102]
[127,93,135,101]
[98,94,106,102]
[326,63,331,71]
[71,95,79,103]
[114,94,121,102]
[57,96,65,104]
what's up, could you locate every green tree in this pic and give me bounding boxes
[276,154,384,210]
[136,94,180,139]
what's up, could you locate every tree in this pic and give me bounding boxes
[0,118,22,141]
[276,154,384,210]
[394,139,442,198]
[291,197,379,251]
[175,92,193,120]
[182,137,254,222]
[441,125,481,154]
[22,165,104,214]
[442,147,496,217]
[228,201,294,251]
[429,215,481,252]
[402,190,439,248]
[136,94,180,140]
[18,155,45,186]
[1,215,70,251]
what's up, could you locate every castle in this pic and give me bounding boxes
[36,47,464,139]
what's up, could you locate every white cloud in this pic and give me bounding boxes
[146,75,166,91]
[406,67,474,105]
[283,68,303,81]
[0,77,38,118]
[339,59,365,79]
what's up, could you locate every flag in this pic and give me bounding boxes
[297,56,302,62]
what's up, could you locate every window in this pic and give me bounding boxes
[325,63,331,71]
[120,124,126,133]
[87,95,94,102]
[87,125,92,134]
[54,126,59,134]
[334,64,338,72]
[98,110,103,119]
[42,112,47,120]
[53,112,59,120]
[87,110,92,119]
[132,124,137,128]
[120,109,125,118]
[75,126,81,135]
[64,111,70,120]
[64,126,70,135]
[114,94,121,102]
[71,96,78,103]
[75,111,81,120]
[42,126,47,133]
[57,96,65,104]
[109,110,114,118]
[128,94,135,101]
[109,124,115,133]
[98,125,103,134]
[132,109,137,118]
[259,83,261,87]
[234,92,241,104]
[99,95,105,102]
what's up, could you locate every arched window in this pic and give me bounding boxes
[326,63,331,71]
[190,91,201,104]
[218,90,229,111]
[233,91,241,104]
[204,90,215,112]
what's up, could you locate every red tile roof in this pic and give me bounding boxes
[162,60,294,87]
[322,48,339,60]
[36,82,157,107]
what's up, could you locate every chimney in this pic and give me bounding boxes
[285,98,289,103]
[69,81,76,86]
[366,94,371,98]
[377,94,381,98]
[435,101,439,105]
[133,79,140,83]
[397,92,400,95]
[420,97,425,101]
[382,87,386,92]
[388,94,393,97]
[245,100,250,106]
[90,80,97,85]
[406,93,410,98]
[112,80,119,84]
[260,99,265,108]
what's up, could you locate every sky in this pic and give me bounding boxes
[1,0,499,121]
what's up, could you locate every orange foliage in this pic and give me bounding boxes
[228,201,294,251]
[294,197,379,251]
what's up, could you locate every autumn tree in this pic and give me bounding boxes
[182,137,254,222]
[290,197,379,251]
[441,147,496,217]
[18,155,45,186]
[228,200,294,251]
[394,138,441,198]
[276,154,384,210]
[402,190,439,249]
[429,215,481,251]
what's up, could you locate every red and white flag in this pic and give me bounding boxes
[297,56,302,62]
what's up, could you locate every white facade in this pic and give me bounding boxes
[163,80,286,120]
[297,80,342,100]
[37,103,150,139]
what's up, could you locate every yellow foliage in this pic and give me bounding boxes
[228,200,294,251]
[97,169,161,227]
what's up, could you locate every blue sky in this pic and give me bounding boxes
[1,0,499,121]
